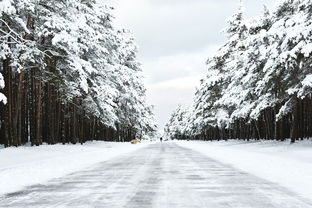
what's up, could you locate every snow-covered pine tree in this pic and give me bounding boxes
[0,0,44,146]
[0,0,157,147]
[164,105,190,140]
[166,0,312,142]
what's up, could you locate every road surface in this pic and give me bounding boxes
[1,142,311,208]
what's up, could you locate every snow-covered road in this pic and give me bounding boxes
[1,142,311,208]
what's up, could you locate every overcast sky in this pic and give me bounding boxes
[105,0,277,131]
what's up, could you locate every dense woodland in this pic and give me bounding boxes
[0,0,157,147]
[165,0,312,143]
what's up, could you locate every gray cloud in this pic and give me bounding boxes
[119,1,236,59]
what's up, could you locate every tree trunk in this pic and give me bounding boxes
[291,97,299,143]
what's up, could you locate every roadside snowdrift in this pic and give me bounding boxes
[176,140,312,201]
[0,141,149,195]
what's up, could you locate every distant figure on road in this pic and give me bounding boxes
[160,137,163,142]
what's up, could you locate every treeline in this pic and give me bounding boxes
[165,0,312,143]
[0,0,157,147]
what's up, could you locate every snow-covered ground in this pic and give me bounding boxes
[2,142,311,207]
[2,139,312,204]
[176,139,312,201]
[0,141,150,196]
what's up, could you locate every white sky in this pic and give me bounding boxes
[104,0,277,131]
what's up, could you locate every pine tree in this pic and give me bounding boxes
[0,0,157,147]
[166,0,312,143]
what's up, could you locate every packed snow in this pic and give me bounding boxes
[0,141,150,196]
[1,142,311,207]
[176,139,312,201]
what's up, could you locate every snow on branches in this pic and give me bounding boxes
[166,0,312,142]
[0,0,157,146]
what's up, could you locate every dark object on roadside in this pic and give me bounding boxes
[160,137,163,142]
[131,139,141,144]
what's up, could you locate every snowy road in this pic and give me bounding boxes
[1,142,312,208]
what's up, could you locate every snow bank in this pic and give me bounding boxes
[0,141,149,196]
[176,140,312,200]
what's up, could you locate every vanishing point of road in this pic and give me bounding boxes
[1,142,311,208]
